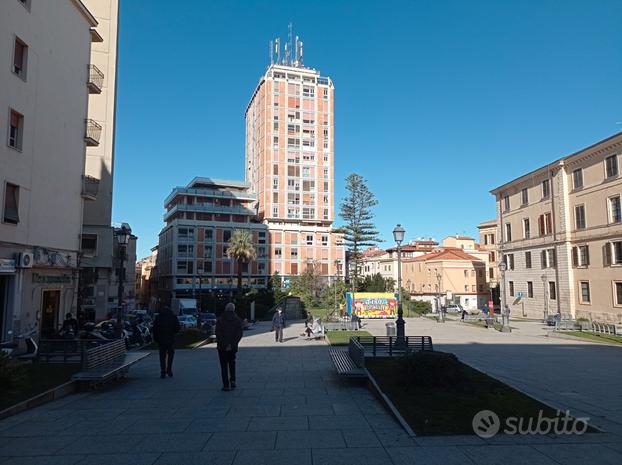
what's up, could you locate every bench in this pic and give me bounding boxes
[324,320,359,331]
[72,339,149,388]
[353,335,434,356]
[329,338,366,378]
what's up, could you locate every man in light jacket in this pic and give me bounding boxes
[215,303,243,391]
[272,308,286,343]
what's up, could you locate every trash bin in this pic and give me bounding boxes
[386,322,396,337]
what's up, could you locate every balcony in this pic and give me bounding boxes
[87,64,104,94]
[81,175,100,200]
[85,119,102,146]
[163,203,256,221]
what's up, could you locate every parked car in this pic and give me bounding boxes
[177,315,197,329]
[445,304,464,313]
[199,312,217,330]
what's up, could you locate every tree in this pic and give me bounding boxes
[269,272,288,303]
[288,263,323,309]
[338,173,381,291]
[360,273,395,292]
[226,229,257,292]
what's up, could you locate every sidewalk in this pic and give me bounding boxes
[0,320,620,464]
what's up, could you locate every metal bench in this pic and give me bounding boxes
[72,339,149,388]
[329,338,366,378]
[353,335,434,357]
[324,320,359,331]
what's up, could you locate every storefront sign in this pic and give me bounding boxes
[0,259,16,273]
[346,292,398,319]
[32,273,73,284]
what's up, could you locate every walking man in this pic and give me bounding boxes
[216,303,243,391]
[272,307,286,343]
[152,307,180,378]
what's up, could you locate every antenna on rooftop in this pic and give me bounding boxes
[269,40,274,65]
[287,22,293,65]
[275,37,280,65]
[294,35,299,66]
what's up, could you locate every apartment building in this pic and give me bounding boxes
[403,248,488,311]
[359,240,439,288]
[245,31,345,282]
[157,178,269,308]
[491,132,622,322]
[478,219,500,305]
[0,0,98,340]
[135,246,158,309]
[77,0,121,323]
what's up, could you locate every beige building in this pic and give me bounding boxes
[403,248,488,311]
[0,0,98,340]
[491,132,622,323]
[77,0,121,323]
[478,219,500,306]
[136,246,158,310]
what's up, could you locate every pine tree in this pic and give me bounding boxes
[338,173,381,291]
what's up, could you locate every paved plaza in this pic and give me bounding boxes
[0,320,621,464]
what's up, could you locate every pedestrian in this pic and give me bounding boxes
[215,303,243,391]
[61,312,79,336]
[461,309,467,321]
[272,308,286,343]
[152,307,180,379]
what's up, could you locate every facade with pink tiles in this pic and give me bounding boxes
[245,61,345,281]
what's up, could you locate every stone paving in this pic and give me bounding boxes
[0,320,620,464]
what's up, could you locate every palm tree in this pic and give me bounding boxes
[226,229,257,292]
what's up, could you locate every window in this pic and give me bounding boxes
[272,178,278,189]
[542,179,550,198]
[541,249,556,268]
[321,235,328,246]
[273,206,278,217]
[274,248,282,257]
[521,188,528,205]
[13,37,28,79]
[8,109,24,150]
[527,281,533,298]
[464,285,469,292]
[572,245,589,267]
[323,88,328,99]
[291,248,298,258]
[223,230,231,243]
[615,282,622,306]
[507,254,515,270]
[549,281,556,300]
[503,195,510,211]
[306,235,313,245]
[81,234,97,256]
[523,218,530,239]
[258,231,266,244]
[509,281,514,296]
[573,168,583,189]
[575,205,586,230]
[3,183,19,224]
[609,195,621,224]
[204,245,213,258]
[525,251,532,269]
[472,285,476,292]
[605,154,619,178]
[538,213,552,236]
[579,281,590,304]
[606,241,622,266]
[464,270,468,277]
[505,223,512,242]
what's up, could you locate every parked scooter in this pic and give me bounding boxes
[0,329,38,361]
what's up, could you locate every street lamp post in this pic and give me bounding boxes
[498,260,511,332]
[541,274,548,322]
[197,270,203,313]
[392,224,406,340]
[436,273,444,323]
[115,224,131,339]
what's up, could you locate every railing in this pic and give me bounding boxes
[87,64,104,93]
[592,322,617,336]
[163,187,256,206]
[81,175,100,200]
[352,335,434,357]
[85,119,102,146]
[37,339,110,365]
[164,203,256,221]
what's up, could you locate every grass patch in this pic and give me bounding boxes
[561,331,622,345]
[144,329,209,350]
[367,354,578,436]
[325,330,372,346]
[0,363,80,411]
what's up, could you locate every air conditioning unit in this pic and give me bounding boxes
[16,252,34,268]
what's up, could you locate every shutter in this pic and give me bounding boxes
[14,40,24,69]
[541,251,546,269]
[585,246,590,266]
[572,247,578,267]
[538,215,544,236]
[604,243,611,267]
[546,214,552,234]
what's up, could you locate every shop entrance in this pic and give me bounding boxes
[41,290,60,338]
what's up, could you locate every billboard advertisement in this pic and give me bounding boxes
[346,292,398,319]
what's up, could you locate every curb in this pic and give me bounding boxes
[546,331,622,348]
[365,368,416,438]
[0,380,77,420]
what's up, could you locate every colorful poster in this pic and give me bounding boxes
[346,292,398,319]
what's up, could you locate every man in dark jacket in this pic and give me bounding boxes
[152,307,181,378]
[215,303,243,391]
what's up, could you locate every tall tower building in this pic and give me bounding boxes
[245,28,344,280]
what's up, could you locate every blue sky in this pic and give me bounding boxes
[112,0,622,258]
